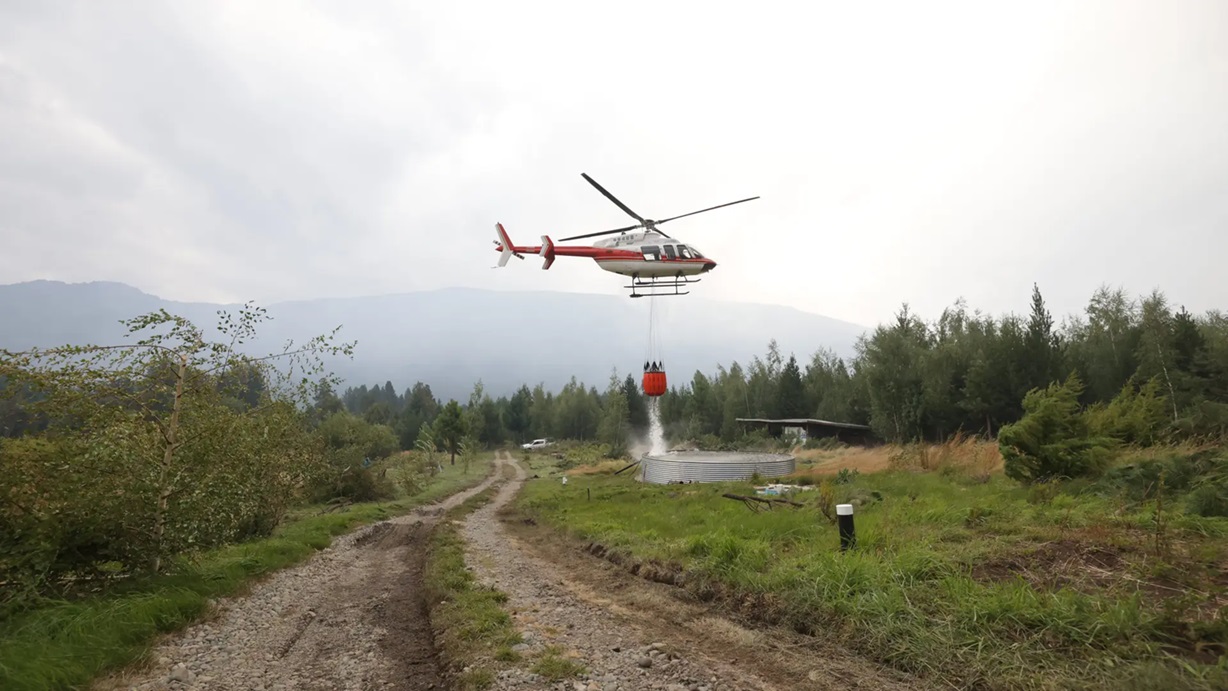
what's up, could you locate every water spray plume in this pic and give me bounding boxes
[648,399,667,456]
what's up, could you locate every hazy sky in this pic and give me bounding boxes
[2,1,1226,328]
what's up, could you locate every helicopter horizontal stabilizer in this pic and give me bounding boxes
[539,235,555,270]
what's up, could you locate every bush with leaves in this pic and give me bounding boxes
[310,411,400,502]
[997,373,1115,483]
[0,305,351,602]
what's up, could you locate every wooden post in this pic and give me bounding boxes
[837,503,855,551]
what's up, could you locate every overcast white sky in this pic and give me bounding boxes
[2,1,1226,328]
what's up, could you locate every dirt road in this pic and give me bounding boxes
[95,463,505,691]
[463,452,918,691]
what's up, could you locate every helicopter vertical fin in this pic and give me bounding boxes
[539,235,555,270]
[494,223,517,267]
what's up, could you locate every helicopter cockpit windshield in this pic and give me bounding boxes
[643,243,704,261]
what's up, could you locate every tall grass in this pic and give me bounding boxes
[0,457,495,691]
[790,432,1004,481]
[514,452,1228,690]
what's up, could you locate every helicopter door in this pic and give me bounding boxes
[662,245,677,260]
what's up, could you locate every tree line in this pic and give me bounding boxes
[326,284,1228,450]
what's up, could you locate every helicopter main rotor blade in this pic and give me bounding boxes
[655,196,760,225]
[558,223,643,242]
[581,173,646,224]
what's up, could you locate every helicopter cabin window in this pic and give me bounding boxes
[687,246,704,258]
[677,246,694,259]
[662,244,677,260]
[642,246,660,261]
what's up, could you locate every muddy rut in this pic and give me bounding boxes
[95,464,504,691]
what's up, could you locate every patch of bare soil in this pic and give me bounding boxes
[484,456,922,691]
[93,466,504,691]
[971,538,1129,591]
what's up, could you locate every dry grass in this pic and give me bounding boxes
[889,432,1004,475]
[792,446,896,475]
[565,460,629,476]
[790,432,1003,481]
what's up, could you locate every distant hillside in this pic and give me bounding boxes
[0,281,870,401]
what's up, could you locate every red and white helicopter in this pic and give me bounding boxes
[493,173,758,297]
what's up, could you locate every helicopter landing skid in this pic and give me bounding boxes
[625,274,700,298]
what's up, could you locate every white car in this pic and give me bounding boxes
[521,438,553,450]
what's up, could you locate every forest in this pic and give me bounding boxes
[2,283,1226,607]
[329,284,1228,451]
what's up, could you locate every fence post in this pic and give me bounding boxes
[837,503,856,551]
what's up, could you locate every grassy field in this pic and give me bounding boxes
[0,456,495,691]
[513,442,1228,690]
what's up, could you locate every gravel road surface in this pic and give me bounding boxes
[94,463,504,691]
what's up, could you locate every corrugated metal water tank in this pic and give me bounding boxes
[640,451,795,484]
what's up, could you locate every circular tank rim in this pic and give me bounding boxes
[638,451,796,484]
[641,451,794,464]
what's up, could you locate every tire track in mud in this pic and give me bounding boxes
[94,464,505,691]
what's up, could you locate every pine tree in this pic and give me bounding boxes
[505,385,532,443]
[599,373,630,457]
[774,354,807,419]
[622,374,648,434]
[1025,283,1062,391]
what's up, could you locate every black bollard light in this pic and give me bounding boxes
[837,503,856,551]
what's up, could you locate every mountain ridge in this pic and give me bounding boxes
[0,280,870,401]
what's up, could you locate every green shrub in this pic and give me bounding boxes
[834,468,860,484]
[1186,482,1228,517]
[998,373,1115,484]
[1085,377,1172,446]
[309,412,400,502]
[1090,448,1226,507]
[1174,400,1228,440]
[1,402,322,608]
